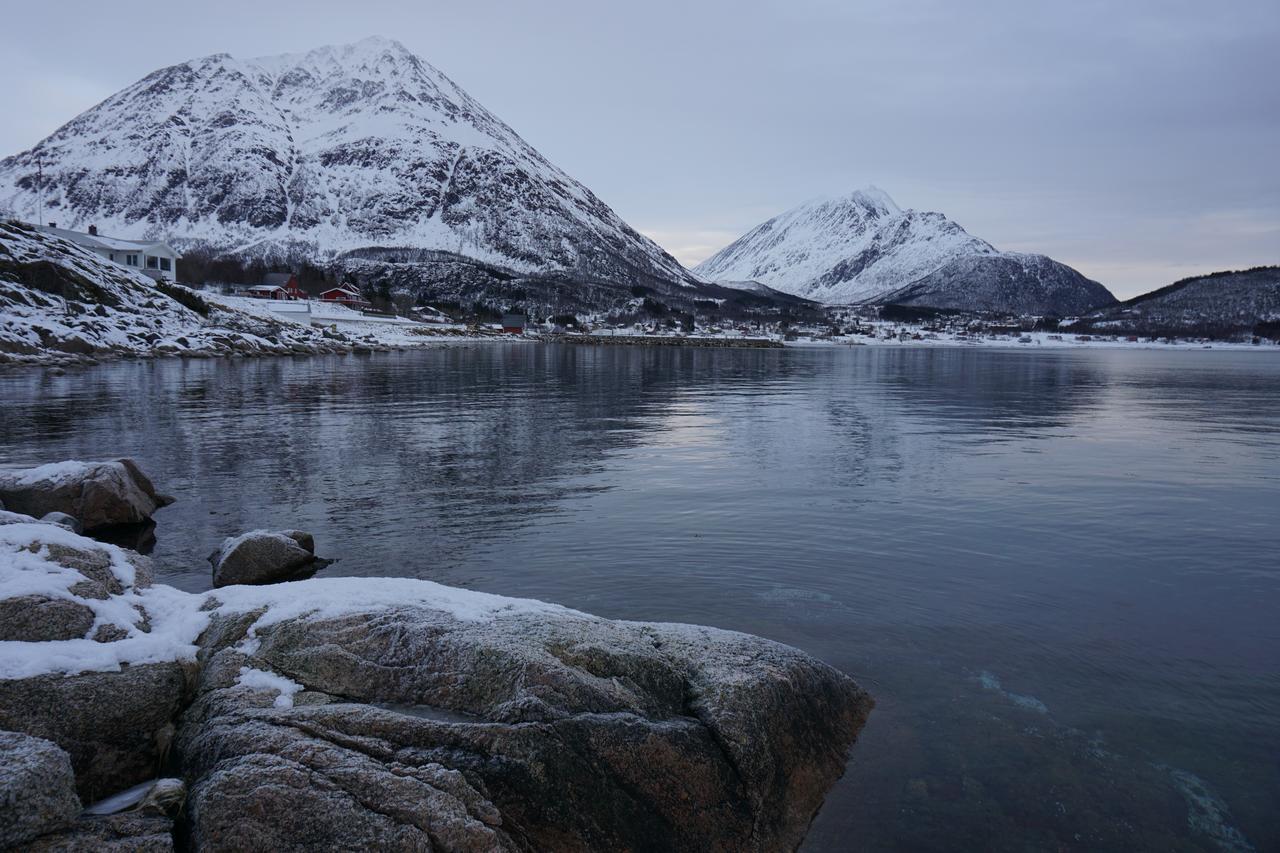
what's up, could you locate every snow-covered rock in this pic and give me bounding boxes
[209,529,318,588]
[695,187,1116,312]
[0,458,170,533]
[0,36,697,298]
[0,507,871,850]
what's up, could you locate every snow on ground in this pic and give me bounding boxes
[205,293,518,348]
[0,221,529,365]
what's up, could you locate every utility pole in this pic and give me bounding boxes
[36,155,43,226]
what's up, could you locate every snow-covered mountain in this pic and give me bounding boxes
[694,188,1115,313]
[0,36,696,294]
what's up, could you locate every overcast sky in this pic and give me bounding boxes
[2,0,1276,297]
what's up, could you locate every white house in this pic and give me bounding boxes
[37,223,181,282]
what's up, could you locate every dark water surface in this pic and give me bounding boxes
[2,344,1278,851]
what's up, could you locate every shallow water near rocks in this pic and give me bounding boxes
[2,343,1277,851]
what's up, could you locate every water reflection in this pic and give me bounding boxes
[2,344,1278,852]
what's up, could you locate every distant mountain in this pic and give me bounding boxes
[1074,267,1280,338]
[880,253,1115,317]
[0,36,698,304]
[696,188,1116,314]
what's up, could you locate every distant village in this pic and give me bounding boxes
[30,222,1279,349]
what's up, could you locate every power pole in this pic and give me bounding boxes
[36,155,43,226]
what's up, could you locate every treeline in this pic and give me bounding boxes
[178,251,344,295]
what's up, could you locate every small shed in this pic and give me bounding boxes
[501,313,528,334]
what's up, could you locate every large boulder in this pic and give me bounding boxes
[0,524,194,802]
[0,519,871,851]
[0,731,82,848]
[0,664,194,803]
[178,578,873,852]
[209,530,318,587]
[0,459,173,532]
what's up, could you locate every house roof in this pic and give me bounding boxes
[244,285,286,293]
[37,225,180,256]
[262,273,296,287]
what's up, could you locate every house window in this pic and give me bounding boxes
[159,257,171,272]
[146,256,159,269]
[126,254,138,266]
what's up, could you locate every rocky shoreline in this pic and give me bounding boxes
[0,460,872,851]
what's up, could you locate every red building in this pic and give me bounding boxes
[320,283,371,309]
[262,272,308,300]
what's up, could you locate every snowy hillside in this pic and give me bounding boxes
[696,188,1115,313]
[0,220,409,363]
[1074,267,1280,338]
[0,37,696,295]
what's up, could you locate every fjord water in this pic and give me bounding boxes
[2,344,1277,851]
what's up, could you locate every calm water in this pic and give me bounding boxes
[2,344,1278,851]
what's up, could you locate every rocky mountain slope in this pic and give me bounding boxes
[695,188,1116,314]
[880,253,1116,316]
[1073,266,1280,338]
[0,37,698,301]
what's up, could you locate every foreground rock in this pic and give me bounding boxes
[209,529,319,587]
[21,812,175,852]
[0,731,81,848]
[1,510,872,851]
[180,580,872,852]
[0,459,173,532]
[0,522,193,801]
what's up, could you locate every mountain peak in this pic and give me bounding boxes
[0,39,695,297]
[837,186,900,216]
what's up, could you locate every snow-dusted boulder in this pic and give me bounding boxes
[0,731,82,848]
[209,530,318,588]
[0,521,154,642]
[0,524,192,801]
[0,459,172,533]
[0,520,871,850]
[178,578,873,852]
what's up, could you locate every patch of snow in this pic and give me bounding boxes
[2,460,91,487]
[237,666,304,709]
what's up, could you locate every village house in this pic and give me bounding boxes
[37,223,180,281]
[319,283,371,309]
[501,313,528,334]
[241,273,308,300]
